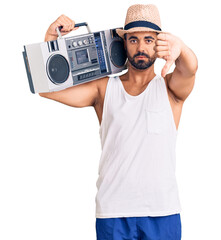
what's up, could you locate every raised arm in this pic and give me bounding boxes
[39,14,103,108]
[155,33,198,102]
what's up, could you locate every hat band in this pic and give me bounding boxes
[124,20,161,31]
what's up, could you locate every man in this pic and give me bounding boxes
[40,4,198,240]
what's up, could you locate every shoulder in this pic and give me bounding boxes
[94,75,124,106]
[96,75,122,94]
[96,77,110,94]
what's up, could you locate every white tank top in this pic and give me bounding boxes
[95,75,182,218]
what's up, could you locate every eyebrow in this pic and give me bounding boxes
[144,36,155,40]
[128,36,155,40]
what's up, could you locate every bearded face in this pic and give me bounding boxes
[124,32,157,70]
[126,49,156,70]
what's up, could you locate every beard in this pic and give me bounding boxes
[126,49,156,70]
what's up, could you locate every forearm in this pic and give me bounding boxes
[175,43,198,77]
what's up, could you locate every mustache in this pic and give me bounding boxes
[133,52,150,58]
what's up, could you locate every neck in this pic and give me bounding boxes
[124,63,156,85]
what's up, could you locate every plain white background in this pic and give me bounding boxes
[0,0,221,239]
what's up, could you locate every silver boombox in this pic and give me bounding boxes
[22,22,127,94]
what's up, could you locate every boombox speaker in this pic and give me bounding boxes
[22,22,127,94]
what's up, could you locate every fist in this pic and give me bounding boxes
[154,33,184,77]
[45,15,78,41]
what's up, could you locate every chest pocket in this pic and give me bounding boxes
[145,108,168,134]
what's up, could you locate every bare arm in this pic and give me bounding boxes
[167,44,198,102]
[156,33,198,102]
[39,14,101,108]
[39,79,101,108]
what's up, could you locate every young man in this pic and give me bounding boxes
[40,4,198,240]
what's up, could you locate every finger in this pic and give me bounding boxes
[65,21,75,32]
[70,22,75,31]
[163,55,170,61]
[60,21,71,32]
[161,59,174,78]
[59,15,72,31]
[64,16,76,30]
[65,18,75,31]
[59,25,78,36]
[157,33,167,41]
[66,16,75,29]
[56,19,68,31]
[154,45,169,52]
[156,40,168,46]
[156,50,171,58]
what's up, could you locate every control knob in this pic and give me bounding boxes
[72,41,77,47]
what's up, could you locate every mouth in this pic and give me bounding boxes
[136,56,147,60]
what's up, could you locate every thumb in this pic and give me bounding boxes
[161,59,174,78]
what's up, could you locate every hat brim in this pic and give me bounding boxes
[116,27,163,39]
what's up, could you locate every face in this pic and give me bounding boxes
[125,31,157,70]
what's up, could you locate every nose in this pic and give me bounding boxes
[136,41,145,52]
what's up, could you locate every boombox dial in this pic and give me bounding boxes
[72,42,78,47]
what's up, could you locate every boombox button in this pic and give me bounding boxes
[83,39,88,45]
[78,41,83,46]
[72,41,77,47]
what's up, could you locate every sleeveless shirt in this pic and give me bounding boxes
[95,75,182,218]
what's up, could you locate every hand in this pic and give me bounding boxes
[44,15,78,41]
[155,33,184,78]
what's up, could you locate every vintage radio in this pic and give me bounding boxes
[22,22,127,93]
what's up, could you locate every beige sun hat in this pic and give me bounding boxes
[116,4,163,38]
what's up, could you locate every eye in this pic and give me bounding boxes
[130,39,137,44]
[146,39,153,44]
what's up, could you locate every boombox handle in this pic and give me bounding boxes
[56,22,91,39]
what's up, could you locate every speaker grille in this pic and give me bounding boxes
[110,40,127,68]
[47,54,69,84]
